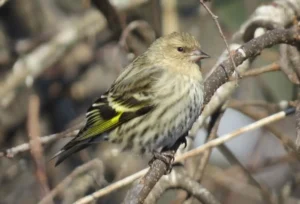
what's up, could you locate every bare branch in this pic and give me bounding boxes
[233,105,299,154]
[228,99,291,112]
[75,107,295,204]
[119,20,156,52]
[0,127,80,158]
[175,109,295,162]
[74,169,149,204]
[230,63,280,80]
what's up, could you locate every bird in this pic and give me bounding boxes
[53,32,209,166]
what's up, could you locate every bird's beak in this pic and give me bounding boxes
[190,49,210,62]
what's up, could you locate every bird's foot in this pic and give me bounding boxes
[149,150,175,174]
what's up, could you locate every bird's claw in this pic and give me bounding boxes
[178,136,187,148]
[149,151,175,174]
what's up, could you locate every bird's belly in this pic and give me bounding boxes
[152,112,197,151]
[150,96,201,151]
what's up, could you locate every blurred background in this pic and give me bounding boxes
[0,0,299,203]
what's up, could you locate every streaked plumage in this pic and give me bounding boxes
[54,32,209,166]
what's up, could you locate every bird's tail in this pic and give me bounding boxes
[52,142,90,166]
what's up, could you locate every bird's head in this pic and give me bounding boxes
[147,32,210,64]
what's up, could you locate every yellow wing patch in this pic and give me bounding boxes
[79,112,122,140]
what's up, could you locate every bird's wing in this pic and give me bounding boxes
[73,65,163,143]
[72,91,153,143]
[54,66,164,165]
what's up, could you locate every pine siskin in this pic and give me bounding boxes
[54,32,209,166]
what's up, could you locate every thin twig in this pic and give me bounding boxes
[27,95,51,199]
[74,168,149,204]
[74,108,294,204]
[199,0,238,76]
[119,20,155,50]
[0,127,80,158]
[228,99,290,112]
[233,106,299,154]
[229,63,280,80]
[175,109,295,162]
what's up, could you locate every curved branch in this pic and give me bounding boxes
[91,0,123,36]
[145,167,221,204]
[204,26,300,104]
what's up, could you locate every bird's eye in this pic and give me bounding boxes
[177,47,184,52]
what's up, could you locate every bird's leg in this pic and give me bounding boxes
[148,133,189,174]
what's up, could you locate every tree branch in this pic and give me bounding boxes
[204,26,300,104]
[0,126,79,158]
